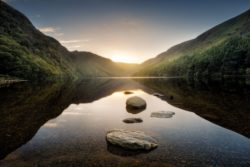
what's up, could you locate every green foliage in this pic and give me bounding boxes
[71,51,138,77]
[0,1,81,80]
[0,35,66,80]
[136,9,250,78]
[0,2,137,80]
[151,37,250,78]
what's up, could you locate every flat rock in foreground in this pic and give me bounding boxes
[126,96,146,110]
[151,111,175,118]
[106,129,158,150]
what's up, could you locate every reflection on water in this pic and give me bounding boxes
[137,78,250,138]
[0,78,249,167]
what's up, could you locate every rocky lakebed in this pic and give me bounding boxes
[106,94,175,151]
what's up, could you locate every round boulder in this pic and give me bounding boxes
[126,96,146,110]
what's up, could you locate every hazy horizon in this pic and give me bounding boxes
[4,0,250,63]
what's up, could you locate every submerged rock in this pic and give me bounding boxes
[151,111,175,118]
[126,96,146,110]
[106,129,158,150]
[123,118,143,123]
[152,93,164,97]
[124,91,133,95]
[107,142,152,156]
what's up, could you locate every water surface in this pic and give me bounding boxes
[0,78,249,167]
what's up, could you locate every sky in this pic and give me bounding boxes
[4,0,250,63]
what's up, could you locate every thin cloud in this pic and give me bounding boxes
[38,27,56,33]
[38,26,64,37]
[60,40,82,44]
[67,45,82,51]
[70,45,81,48]
[55,33,64,36]
[60,39,90,44]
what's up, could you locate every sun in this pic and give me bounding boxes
[110,50,137,63]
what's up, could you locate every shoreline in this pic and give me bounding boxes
[0,79,27,86]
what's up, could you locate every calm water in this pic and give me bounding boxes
[0,78,249,167]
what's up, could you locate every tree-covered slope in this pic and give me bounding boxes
[0,1,138,80]
[136,9,250,77]
[0,1,79,80]
[71,51,138,77]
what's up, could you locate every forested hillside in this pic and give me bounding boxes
[136,10,250,78]
[0,1,79,80]
[0,1,137,80]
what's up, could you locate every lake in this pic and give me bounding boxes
[0,78,249,167]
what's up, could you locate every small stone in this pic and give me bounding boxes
[123,118,143,123]
[152,93,164,97]
[151,111,175,118]
[106,129,158,150]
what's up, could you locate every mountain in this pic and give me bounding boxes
[0,1,137,80]
[71,51,138,77]
[2,0,248,80]
[136,9,250,78]
[0,1,80,80]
